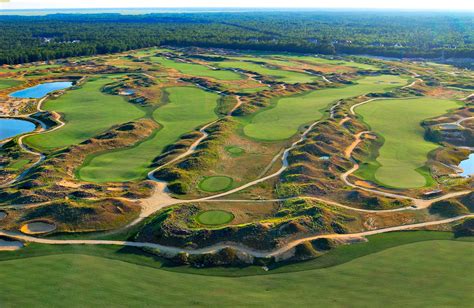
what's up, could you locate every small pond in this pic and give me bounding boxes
[0,118,36,141]
[459,153,474,177]
[9,81,72,99]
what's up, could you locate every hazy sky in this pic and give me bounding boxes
[1,0,473,10]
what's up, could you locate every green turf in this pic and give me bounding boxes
[356,97,459,188]
[24,76,145,151]
[244,75,408,141]
[0,79,21,90]
[198,176,233,192]
[5,159,30,171]
[196,210,235,225]
[215,60,318,84]
[0,64,61,73]
[0,240,472,306]
[291,56,380,70]
[78,86,219,182]
[151,56,243,80]
[225,145,245,157]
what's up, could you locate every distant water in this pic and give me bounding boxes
[0,119,35,141]
[9,82,72,99]
[459,153,474,177]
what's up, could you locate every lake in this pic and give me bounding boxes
[459,153,474,177]
[0,118,36,141]
[9,81,72,99]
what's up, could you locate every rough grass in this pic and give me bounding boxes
[0,79,21,90]
[356,97,459,188]
[152,57,243,80]
[0,240,472,306]
[196,210,235,225]
[198,176,233,192]
[78,86,219,182]
[24,76,145,151]
[244,75,408,141]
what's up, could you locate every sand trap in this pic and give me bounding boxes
[0,211,6,220]
[0,239,23,251]
[20,221,57,235]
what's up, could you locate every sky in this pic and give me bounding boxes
[1,0,473,10]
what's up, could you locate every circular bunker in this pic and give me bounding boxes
[20,221,57,235]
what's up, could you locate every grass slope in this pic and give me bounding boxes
[356,97,459,188]
[0,240,472,306]
[78,86,219,182]
[24,76,145,151]
[244,75,407,141]
[0,79,21,90]
[152,57,243,80]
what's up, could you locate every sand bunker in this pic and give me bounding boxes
[20,221,57,235]
[0,211,6,220]
[0,239,23,251]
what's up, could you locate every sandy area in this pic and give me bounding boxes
[20,221,57,235]
[0,239,23,251]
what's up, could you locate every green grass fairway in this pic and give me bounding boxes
[198,176,233,192]
[152,57,243,80]
[356,97,459,188]
[196,210,235,225]
[216,60,318,84]
[78,86,219,182]
[244,75,407,141]
[225,145,245,157]
[0,240,472,306]
[24,77,145,151]
[292,56,380,70]
[0,79,21,90]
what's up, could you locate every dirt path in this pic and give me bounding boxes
[228,95,243,115]
[1,214,471,258]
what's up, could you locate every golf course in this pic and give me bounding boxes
[244,75,408,140]
[78,86,219,182]
[355,97,459,188]
[0,79,21,90]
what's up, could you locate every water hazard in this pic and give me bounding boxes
[0,118,36,141]
[9,81,72,99]
[459,153,474,177]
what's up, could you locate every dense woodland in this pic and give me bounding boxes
[0,11,473,65]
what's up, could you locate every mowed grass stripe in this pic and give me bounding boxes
[356,97,459,188]
[0,241,472,306]
[152,57,243,80]
[78,86,219,182]
[0,79,21,90]
[244,75,407,141]
[24,76,145,151]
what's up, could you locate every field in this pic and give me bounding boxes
[244,75,408,140]
[0,79,21,90]
[0,239,472,306]
[355,97,459,188]
[196,210,235,225]
[24,76,145,151]
[152,57,243,80]
[78,86,219,182]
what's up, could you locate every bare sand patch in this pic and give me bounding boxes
[0,211,6,220]
[0,239,23,251]
[20,221,57,235]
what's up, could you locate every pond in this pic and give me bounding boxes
[9,81,72,99]
[0,118,36,141]
[459,153,474,177]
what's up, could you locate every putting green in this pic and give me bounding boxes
[196,210,235,225]
[0,240,472,306]
[78,86,219,182]
[216,60,318,84]
[198,176,233,192]
[24,76,145,151]
[225,145,245,157]
[356,97,459,188]
[244,75,407,141]
[0,79,21,90]
[152,57,243,80]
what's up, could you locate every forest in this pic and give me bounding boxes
[0,10,473,65]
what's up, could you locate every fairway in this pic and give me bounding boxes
[24,76,145,151]
[198,175,233,192]
[244,75,407,140]
[216,60,318,84]
[0,240,472,306]
[78,86,219,182]
[356,97,459,188]
[196,210,235,225]
[0,79,21,90]
[152,57,243,80]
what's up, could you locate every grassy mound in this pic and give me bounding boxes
[196,210,235,225]
[198,176,233,192]
[225,145,245,157]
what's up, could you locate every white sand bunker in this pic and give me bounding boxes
[20,221,57,235]
[0,239,23,251]
[0,211,6,220]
